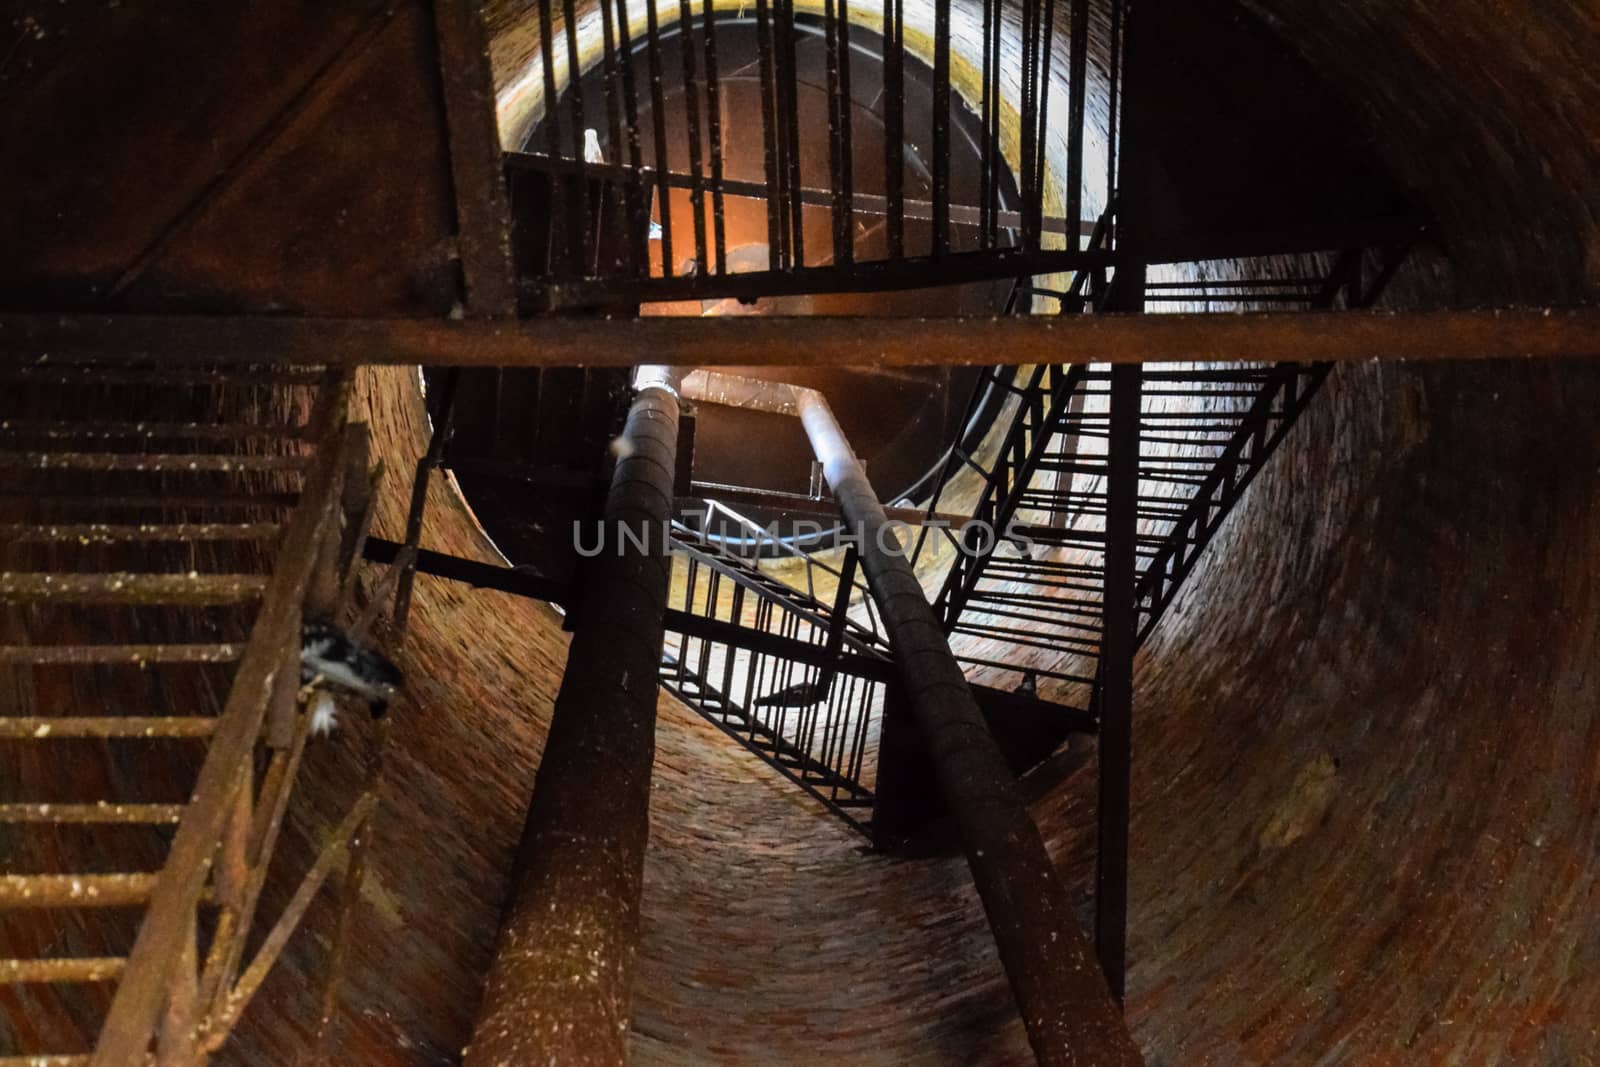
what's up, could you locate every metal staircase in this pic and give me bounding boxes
[0,363,384,1065]
[662,508,889,832]
[659,504,1098,837]
[642,237,1414,834]
[906,245,1415,705]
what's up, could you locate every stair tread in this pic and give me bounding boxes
[0,365,323,386]
[0,493,300,511]
[0,956,126,983]
[0,572,268,605]
[0,644,244,665]
[0,451,309,473]
[0,419,307,442]
[0,803,185,824]
[0,872,161,908]
[0,717,217,738]
[0,522,282,543]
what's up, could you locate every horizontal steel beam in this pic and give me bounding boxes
[359,537,1093,731]
[536,245,1110,309]
[361,537,569,602]
[2,309,1595,368]
[506,150,1098,239]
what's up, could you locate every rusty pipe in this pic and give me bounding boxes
[678,370,1141,1066]
[465,371,680,1066]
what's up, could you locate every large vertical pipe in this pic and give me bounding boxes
[789,387,1141,1066]
[465,371,680,1066]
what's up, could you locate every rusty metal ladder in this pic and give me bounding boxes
[0,362,381,1065]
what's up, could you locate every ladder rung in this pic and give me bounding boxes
[0,573,268,605]
[0,644,243,665]
[0,452,309,473]
[0,522,281,544]
[0,956,127,983]
[0,717,217,739]
[0,493,299,512]
[0,366,323,387]
[0,803,186,824]
[0,873,161,908]
[0,419,308,442]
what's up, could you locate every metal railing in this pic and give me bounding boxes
[674,500,885,647]
[914,244,1414,694]
[78,372,383,1066]
[662,517,888,834]
[504,0,1120,309]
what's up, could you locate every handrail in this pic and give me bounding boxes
[92,371,356,1065]
[700,498,884,640]
[669,514,886,659]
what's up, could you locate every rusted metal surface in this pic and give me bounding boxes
[0,573,269,605]
[0,874,163,909]
[390,369,461,637]
[0,644,244,665]
[335,426,377,612]
[90,375,355,1065]
[264,641,300,751]
[433,0,518,316]
[0,421,305,444]
[681,372,1139,1063]
[0,452,309,473]
[213,780,254,926]
[0,958,127,984]
[0,367,322,387]
[0,803,186,825]
[154,919,199,1067]
[0,718,216,739]
[203,793,379,1048]
[309,450,393,1053]
[245,718,312,867]
[309,722,388,1059]
[0,494,299,513]
[0,359,390,1065]
[466,377,680,1066]
[1,308,1596,369]
[0,523,283,544]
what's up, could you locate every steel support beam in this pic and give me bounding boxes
[390,367,460,635]
[680,371,1140,1064]
[504,150,1102,239]
[433,0,518,316]
[3,308,1596,369]
[358,536,1097,733]
[464,374,679,1066]
[1095,361,1141,1001]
